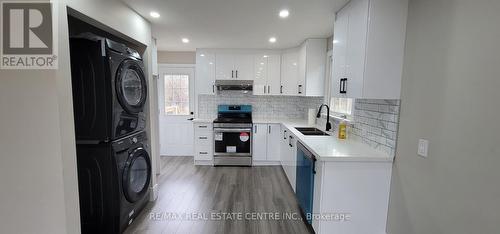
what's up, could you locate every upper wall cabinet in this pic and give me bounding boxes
[332,0,408,99]
[280,48,300,95]
[281,39,327,96]
[215,52,254,80]
[253,53,281,95]
[196,50,216,95]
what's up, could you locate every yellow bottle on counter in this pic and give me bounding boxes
[338,120,347,139]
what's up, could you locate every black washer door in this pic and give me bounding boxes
[123,148,151,203]
[116,60,147,114]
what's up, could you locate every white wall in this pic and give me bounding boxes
[387,0,500,233]
[157,51,196,64]
[0,1,153,233]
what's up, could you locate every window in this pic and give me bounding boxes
[330,97,354,115]
[164,74,190,115]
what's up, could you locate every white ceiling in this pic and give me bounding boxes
[122,0,348,51]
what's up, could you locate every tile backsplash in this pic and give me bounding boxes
[318,99,401,156]
[197,92,324,120]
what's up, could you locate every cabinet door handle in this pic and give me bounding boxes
[268,85,271,94]
[280,85,283,94]
[283,130,287,139]
[268,125,271,134]
[213,85,215,93]
[264,86,266,94]
[199,152,208,155]
[198,125,208,128]
[254,125,257,133]
[199,136,208,140]
[340,78,347,94]
[231,70,234,78]
[236,70,238,78]
[298,85,303,94]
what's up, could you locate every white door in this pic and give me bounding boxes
[345,0,369,98]
[252,124,268,161]
[332,5,349,98]
[281,49,300,95]
[267,54,282,95]
[233,53,254,80]
[266,124,281,161]
[195,51,216,95]
[158,66,195,156]
[253,54,267,95]
[215,53,234,80]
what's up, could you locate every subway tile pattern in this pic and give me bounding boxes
[317,99,400,157]
[351,99,400,156]
[197,92,324,120]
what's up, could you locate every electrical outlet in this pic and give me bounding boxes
[418,139,429,158]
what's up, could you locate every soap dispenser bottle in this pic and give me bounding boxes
[338,120,348,139]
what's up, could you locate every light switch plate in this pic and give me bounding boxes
[418,139,429,158]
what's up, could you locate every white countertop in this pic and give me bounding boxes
[255,118,393,162]
[194,117,393,162]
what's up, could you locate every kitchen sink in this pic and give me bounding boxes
[295,127,330,136]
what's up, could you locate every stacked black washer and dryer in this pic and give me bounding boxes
[70,33,151,234]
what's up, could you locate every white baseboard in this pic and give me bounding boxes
[149,183,158,201]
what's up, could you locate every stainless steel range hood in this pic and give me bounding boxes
[215,80,253,92]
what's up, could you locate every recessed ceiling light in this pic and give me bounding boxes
[200,54,205,57]
[182,38,190,43]
[333,40,339,44]
[269,37,277,43]
[279,9,289,18]
[263,55,268,58]
[150,11,160,18]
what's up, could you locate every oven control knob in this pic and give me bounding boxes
[132,137,138,143]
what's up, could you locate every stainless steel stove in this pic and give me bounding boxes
[213,105,252,166]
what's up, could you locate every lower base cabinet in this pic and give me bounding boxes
[252,123,281,165]
[193,122,213,165]
[278,124,392,234]
[280,125,297,191]
[311,160,392,234]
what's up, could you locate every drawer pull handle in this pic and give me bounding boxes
[199,152,208,155]
[199,137,208,140]
[198,126,208,128]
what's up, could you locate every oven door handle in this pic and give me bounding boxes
[214,128,252,132]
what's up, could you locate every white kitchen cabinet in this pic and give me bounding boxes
[252,123,281,164]
[195,50,216,95]
[215,53,234,80]
[252,124,268,161]
[266,124,281,161]
[253,54,281,95]
[279,125,297,191]
[312,160,392,234]
[193,122,213,165]
[280,49,300,95]
[233,53,254,80]
[300,39,327,96]
[215,52,254,80]
[332,0,408,99]
[281,39,326,96]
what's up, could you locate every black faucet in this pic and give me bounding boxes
[316,104,332,132]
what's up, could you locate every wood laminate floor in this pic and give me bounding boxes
[125,156,311,234]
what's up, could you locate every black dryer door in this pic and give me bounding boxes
[116,59,147,114]
[122,147,151,203]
